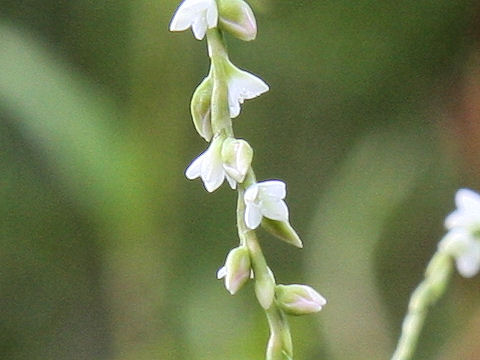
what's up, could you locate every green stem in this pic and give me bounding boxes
[206,29,233,136]
[207,21,293,360]
[237,185,293,359]
[391,250,453,360]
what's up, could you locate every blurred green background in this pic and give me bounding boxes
[2,1,480,359]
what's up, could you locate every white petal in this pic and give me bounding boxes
[185,153,204,179]
[221,139,253,183]
[191,17,207,40]
[226,63,269,118]
[206,0,218,28]
[200,138,225,192]
[245,203,262,229]
[258,180,286,199]
[169,0,218,40]
[228,91,242,119]
[456,243,480,278]
[201,161,224,192]
[225,174,237,189]
[261,199,289,222]
[456,188,480,212]
[445,210,479,230]
[170,9,193,31]
[244,183,259,203]
[170,0,204,31]
[217,266,226,279]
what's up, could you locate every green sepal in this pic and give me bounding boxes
[190,76,213,141]
[261,218,303,248]
[255,266,275,309]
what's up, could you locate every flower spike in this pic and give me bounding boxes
[172,3,325,359]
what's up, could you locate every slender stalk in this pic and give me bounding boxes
[391,251,453,360]
[207,21,294,360]
[237,185,293,359]
[206,29,233,137]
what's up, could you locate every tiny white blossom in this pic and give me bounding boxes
[224,61,269,118]
[221,138,253,184]
[185,136,231,192]
[244,180,289,229]
[440,188,480,278]
[169,0,218,40]
[186,136,252,192]
[445,188,480,231]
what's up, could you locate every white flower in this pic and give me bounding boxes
[221,138,253,184]
[439,229,480,278]
[185,136,231,192]
[244,180,289,229]
[440,189,480,277]
[169,0,218,40]
[186,136,252,192]
[445,188,480,232]
[225,61,269,118]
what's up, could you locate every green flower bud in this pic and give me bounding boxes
[261,218,303,248]
[190,75,213,141]
[266,334,284,360]
[275,284,326,316]
[217,246,251,294]
[221,137,253,183]
[255,266,275,309]
[217,0,257,41]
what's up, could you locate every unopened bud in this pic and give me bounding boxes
[217,246,251,294]
[261,218,303,248]
[217,0,257,41]
[266,334,284,360]
[275,284,326,316]
[221,137,253,183]
[255,266,276,309]
[190,76,213,141]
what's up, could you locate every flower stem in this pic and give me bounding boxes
[391,250,453,360]
[207,20,294,360]
[237,185,293,359]
[206,29,233,136]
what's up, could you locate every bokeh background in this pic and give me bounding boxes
[2,0,480,359]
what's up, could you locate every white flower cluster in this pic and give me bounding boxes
[170,0,294,232]
[440,188,480,278]
[185,135,253,192]
[170,3,326,358]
